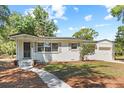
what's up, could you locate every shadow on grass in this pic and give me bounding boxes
[44,63,116,88]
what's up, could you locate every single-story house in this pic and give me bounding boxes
[10,33,114,66]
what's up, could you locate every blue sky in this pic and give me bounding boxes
[8,5,123,40]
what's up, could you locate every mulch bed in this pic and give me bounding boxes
[0,60,48,88]
[65,76,124,88]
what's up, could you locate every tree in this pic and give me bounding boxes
[33,6,58,36]
[111,5,124,23]
[0,5,10,27]
[0,6,58,56]
[115,26,124,56]
[0,5,10,42]
[111,6,124,56]
[72,28,98,61]
[80,43,96,60]
[17,14,36,35]
[10,6,58,36]
[0,12,19,56]
[0,12,20,42]
[72,28,98,40]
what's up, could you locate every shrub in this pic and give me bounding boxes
[0,41,16,56]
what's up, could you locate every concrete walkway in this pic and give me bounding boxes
[21,67,71,88]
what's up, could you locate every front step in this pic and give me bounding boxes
[18,59,34,68]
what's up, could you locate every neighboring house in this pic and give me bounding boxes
[10,33,114,64]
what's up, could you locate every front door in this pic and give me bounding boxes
[24,42,31,58]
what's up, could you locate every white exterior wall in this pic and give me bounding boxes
[86,41,114,61]
[32,42,80,62]
[16,39,114,62]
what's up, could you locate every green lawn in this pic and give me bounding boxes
[43,61,124,87]
[43,61,124,79]
[115,55,124,60]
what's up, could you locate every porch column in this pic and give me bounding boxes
[31,42,35,60]
[16,39,23,60]
[16,39,18,60]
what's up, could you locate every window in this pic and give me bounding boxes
[38,43,44,52]
[71,43,78,49]
[37,42,59,52]
[52,43,58,51]
[45,43,51,52]
[99,47,111,50]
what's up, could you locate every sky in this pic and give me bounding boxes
[8,5,123,40]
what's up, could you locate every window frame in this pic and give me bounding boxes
[37,43,44,52]
[37,42,59,53]
[44,43,51,52]
[52,43,59,52]
[70,43,78,50]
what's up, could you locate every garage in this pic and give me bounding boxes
[86,39,114,61]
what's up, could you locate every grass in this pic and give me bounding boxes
[43,61,124,79]
[115,55,124,60]
[43,61,124,87]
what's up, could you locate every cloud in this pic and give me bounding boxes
[25,5,67,21]
[104,14,113,20]
[24,8,35,17]
[68,27,74,31]
[53,19,58,24]
[68,27,78,31]
[84,15,92,21]
[73,7,79,12]
[51,5,67,20]
[68,26,86,31]
[104,5,115,20]
[95,24,110,27]
[54,30,61,34]
[43,5,67,20]
[104,5,115,13]
[56,30,61,33]
[42,5,53,19]
[81,26,86,29]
